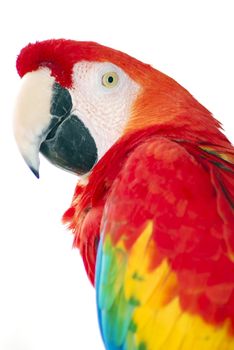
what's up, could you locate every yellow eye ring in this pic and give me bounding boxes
[102,71,119,88]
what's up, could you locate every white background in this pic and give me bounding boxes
[0,1,233,349]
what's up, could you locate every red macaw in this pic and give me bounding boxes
[14,39,234,350]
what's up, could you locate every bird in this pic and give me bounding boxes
[14,39,234,350]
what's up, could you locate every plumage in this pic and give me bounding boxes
[14,39,234,349]
[63,126,234,349]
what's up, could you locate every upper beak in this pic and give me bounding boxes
[14,68,97,177]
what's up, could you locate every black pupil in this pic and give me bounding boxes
[108,75,114,84]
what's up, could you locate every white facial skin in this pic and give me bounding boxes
[71,62,140,160]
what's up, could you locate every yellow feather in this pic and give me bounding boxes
[122,221,234,349]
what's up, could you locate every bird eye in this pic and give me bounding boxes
[102,72,119,88]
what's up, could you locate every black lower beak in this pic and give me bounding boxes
[40,114,98,175]
[39,83,98,175]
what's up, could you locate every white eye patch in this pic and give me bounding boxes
[71,61,140,159]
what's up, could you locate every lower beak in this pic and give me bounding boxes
[14,69,97,177]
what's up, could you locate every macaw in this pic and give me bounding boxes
[14,39,234,350]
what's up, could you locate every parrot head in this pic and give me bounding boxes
[14,39,222,177]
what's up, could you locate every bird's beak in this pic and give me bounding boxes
[14,68,97,178]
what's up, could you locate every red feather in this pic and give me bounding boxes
[63,125,234,292]
[17,39,227,139]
